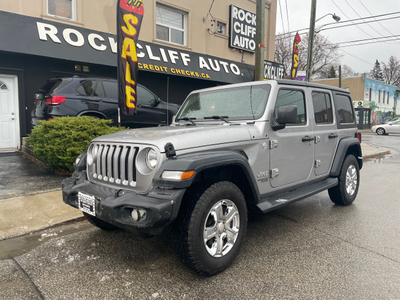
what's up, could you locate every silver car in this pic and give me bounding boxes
[372,120,400,135]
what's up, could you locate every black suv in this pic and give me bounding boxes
[31,77,180,128]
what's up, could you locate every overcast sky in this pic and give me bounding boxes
[275,0,400,74]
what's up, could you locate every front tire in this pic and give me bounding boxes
[376,127,385,135]
[328,155,360,206]
[176,181,247,276]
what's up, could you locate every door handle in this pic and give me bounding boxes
[329,133,338,139]
[302,136,315,142]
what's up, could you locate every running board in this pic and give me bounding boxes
[257,178,338,213]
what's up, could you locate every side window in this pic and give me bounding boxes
[93,82,105,97]
[275,89,306,125]
[335,94,355,124]
[312,91,333,124]
[76,80,104,97]
[103,81,118,99]
[137,86,156,106]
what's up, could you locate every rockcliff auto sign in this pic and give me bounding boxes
[0,11,253,83]
[0,11,283,82]
[229,5,256,52]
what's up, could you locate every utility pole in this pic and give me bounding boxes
[254,0,265,81]
[306,0,317,82]
[339,65,342,88]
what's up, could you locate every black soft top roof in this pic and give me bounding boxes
[276,79,350,94]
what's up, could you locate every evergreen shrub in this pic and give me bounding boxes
[29,116,125,172]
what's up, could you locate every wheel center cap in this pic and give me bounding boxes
[217,222,225,234]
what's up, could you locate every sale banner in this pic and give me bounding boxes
[290,32,301,80]
[117,0,144,115]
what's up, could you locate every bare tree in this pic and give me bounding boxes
[275,33,343,80]
[381,56,400,87]
[341,65,359,78]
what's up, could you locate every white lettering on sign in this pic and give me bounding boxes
[37,22,61,44]
[35,21,244,79]
[229,5,257,52]
[88,33,106,51]
[63,28,84,47]
[264,63,285,80]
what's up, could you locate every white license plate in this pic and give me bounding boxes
[78,192,96,216]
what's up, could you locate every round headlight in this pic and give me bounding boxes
[145,148,158,170]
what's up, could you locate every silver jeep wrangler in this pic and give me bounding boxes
[63,79,362,276]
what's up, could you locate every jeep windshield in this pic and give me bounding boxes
[176,84,271,122]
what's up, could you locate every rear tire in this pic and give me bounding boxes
[175,181,247,276]
[328,155,360,206]
[83,213,118,231]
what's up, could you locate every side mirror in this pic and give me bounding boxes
[150,98,160,107]
[272,105,298,131]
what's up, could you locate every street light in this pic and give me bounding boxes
[316,13,341,23]
[306,1,341,82]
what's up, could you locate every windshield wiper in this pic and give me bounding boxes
[177,117,197,125]
[204,115,230,123]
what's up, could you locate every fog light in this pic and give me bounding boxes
[131,208,147,222]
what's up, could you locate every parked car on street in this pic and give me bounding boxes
[372,120,400,135]
[63,80,362,276]
[31,76,180,128]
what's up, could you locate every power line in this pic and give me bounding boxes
[276,11,400,38]
[339,49,374,66]
[334,34,400,46]
[278,0,286,33]
[358,0,400,41]
[330,0,377,40]
[284,0,290,33]
[339,37,400,48]
[344,0,400,45]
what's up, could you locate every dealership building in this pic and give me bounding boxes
[0,0,281,151]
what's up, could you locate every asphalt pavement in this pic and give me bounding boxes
[0,135,391,241]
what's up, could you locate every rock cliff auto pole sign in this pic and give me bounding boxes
[290,32,301,80]
[229,5,256,52]
[117,0,144,116]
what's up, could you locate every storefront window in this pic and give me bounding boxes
[156,4,187,46]
[48,0,76,21]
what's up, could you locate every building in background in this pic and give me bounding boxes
[313,74,399,129]
[0,0,279,151]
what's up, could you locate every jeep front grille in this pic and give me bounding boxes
[88,143,138,188]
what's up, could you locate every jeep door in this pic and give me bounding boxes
[268,86,314,188]
[311,89,339,176]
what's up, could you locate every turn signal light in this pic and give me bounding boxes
[45,95,67,106]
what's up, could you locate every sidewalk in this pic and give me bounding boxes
[0,142,391,240]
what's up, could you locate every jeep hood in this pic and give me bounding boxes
[93,125,252,152]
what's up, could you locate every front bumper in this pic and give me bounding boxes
[62,173,186,235]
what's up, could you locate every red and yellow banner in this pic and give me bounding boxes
[291,32,301,80]
[117,0,144,116]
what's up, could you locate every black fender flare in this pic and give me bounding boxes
[330,137,363,177]
[153,150,260,200]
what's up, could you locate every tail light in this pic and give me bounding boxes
[45,95,67,106]
[357,132,362,143]
[34,99,38,104]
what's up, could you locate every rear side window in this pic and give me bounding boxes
[76,80,105,97]
[275,89,306,125]
[102,81,118,99]
[312,91,333,124]
[335,94,354,124]
[39,79,69,93]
